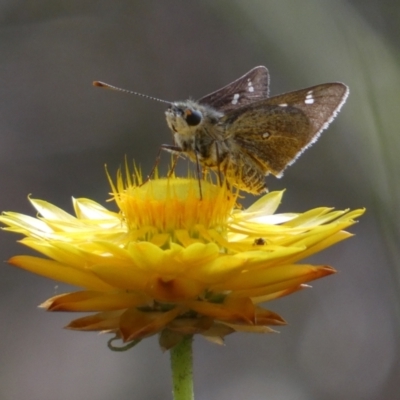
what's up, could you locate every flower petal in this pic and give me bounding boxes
[66,311,124,331]
[42,290,151,311]
[145,276,206,301]
[30,198,78,221]
[9,256,113,290]
[186,297,256,324]
[89,263,149,291]
[119,306,185,342]
[211,264,336,292]
[72,198,119,220]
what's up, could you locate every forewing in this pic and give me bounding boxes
[198,66,270,112]
[225,82,349,175]
[266,82,349,139]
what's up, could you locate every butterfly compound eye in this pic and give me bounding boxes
[184,109,202,126]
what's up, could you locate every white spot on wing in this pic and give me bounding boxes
[231,93,240,105]
[262,132,270,138]
[247,80,254,92]
[284,83,350,170]
[305,91,314,105]
[279,103,288,107]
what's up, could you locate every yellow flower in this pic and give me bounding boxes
[0,169,364,350]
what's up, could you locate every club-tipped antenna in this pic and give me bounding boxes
[93,81,172,105]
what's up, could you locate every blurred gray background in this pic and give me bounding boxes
[1,1,399,399]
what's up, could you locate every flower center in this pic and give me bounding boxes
[113,178,237,238]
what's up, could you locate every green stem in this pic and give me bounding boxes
[170,335,194,400]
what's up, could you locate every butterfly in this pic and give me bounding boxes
[95,66,349,194]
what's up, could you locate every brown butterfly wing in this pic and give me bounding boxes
[223,83,349,176]
[198,66,270,112]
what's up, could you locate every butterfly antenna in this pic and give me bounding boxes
[93,81,172,105]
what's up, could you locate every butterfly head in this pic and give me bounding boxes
[165,100,205,137]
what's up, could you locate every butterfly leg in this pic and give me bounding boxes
[160,144,185,178]
[214,142,224,188]
[162,144,204,200]
[142,146,162,185]
[167,154,180,178]
[142,144,183,187]
[194,150,203,200]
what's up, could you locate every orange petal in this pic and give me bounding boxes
[227,265,335,299]
[186,297,256,324]
[42,290,151,311]
[167,316,214,334]
[222,323,277,334]
[119,306,185,342]
[254,306,286,326]
[251,285,305,303]
[66,310,124,331]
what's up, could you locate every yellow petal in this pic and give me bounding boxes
[127,242,168,273]
[9,256,113,290]
[240,190,283,217]
[72,197,119,220]
[211,264,335,292]
[30,198,78,221]
[186,254,247,284]
[146,275,206,301]
[178,242,220,266]
[283,231,352,263]
[89,263,149,291]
